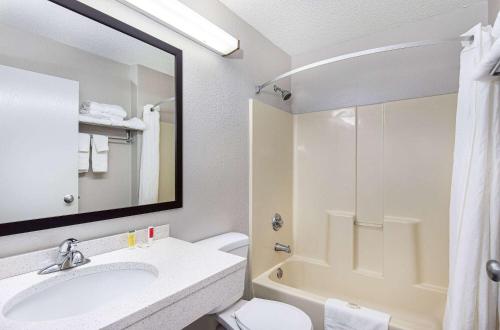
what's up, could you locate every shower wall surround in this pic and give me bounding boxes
[249,100,293,278]
[251,93,457,296]
[294,93,456,289]
[0,0,291,257]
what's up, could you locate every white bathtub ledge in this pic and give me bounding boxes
[253,258,442,330]
[0,237,246,330]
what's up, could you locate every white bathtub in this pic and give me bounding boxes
[253,257,445,330]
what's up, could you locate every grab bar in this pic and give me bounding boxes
[354,220,383,229]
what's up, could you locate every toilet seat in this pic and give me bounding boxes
[217,298,312,330]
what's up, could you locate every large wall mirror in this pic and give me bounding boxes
[0,0,183,236]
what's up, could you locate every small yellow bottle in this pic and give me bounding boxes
[128,230,136,248]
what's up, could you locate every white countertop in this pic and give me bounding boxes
[0,237,246,330]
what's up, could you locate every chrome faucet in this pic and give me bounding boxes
[274,242,291,254]
[38,238,90,275]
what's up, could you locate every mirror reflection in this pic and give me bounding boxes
[0,0,178,223]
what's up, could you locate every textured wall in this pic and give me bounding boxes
[0,0,290,257]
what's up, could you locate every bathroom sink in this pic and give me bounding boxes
[3,262,157,322]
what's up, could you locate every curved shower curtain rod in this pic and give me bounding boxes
[255,36,477,94]
[151,97,176,111]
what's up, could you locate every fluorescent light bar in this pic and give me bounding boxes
[118,0,240,56]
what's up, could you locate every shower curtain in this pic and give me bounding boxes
[444,15,500,330]
[138,105,160,205]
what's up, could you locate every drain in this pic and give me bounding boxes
[276,267,283,279]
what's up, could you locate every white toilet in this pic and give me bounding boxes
[196,232,312,330]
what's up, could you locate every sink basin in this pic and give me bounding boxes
[3,262,157,321]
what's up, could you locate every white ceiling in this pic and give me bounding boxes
[218,0,484,56]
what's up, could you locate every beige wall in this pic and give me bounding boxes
[490,0,500,23]
[249,99,293,278]
[159,122,176,202]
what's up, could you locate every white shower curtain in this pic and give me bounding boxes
[444,15,500,330]
[138,105,160,205]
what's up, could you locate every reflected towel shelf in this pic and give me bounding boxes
[78,116,145,131]
[79,118,142,144]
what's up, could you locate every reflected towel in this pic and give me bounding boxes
[78,133,90,173]
[79,115,146,131]
[123,117,146,130]
[87,109,124,122]
[325,298,390,330]
[91,134,108,173]
[80,101,127,119]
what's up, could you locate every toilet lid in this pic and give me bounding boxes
[233,298,312,330]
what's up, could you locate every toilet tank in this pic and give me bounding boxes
[195,232,249,258]
[195,232,249,314]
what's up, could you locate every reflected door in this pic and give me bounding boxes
[0,65,79,222]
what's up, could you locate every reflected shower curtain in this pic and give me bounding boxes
[444,17,500,330]
[139,105,160,205]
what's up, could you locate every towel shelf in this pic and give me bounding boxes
[79,121,137,144]
[78,118,145,131]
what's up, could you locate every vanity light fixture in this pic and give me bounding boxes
[118,0,240,56]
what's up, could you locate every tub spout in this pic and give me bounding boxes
[275,242,291,254]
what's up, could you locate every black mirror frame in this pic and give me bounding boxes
[0,0,183,236]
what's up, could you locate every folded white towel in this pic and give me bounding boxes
[91,134,108,173]
[325,299,390,330]
[123,117,147,130]
[79,133,90,152]
[87,109,124,122]
[80,101,127,119]
[92,134,109,152]
[78,133,90,173]
[79,115,146,131]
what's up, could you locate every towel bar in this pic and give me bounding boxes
[353,220,383,229]
[108,130,134,144]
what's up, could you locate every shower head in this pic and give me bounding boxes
[273,85,292,101]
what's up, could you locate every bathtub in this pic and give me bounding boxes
[253,256,446,330]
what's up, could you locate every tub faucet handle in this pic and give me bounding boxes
[274,242,291,254]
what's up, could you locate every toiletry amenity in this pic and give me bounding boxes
[78,133,90,173]
[148,226,155,245]
[324,298,390,330]
[127,230,136,248]
[91,134,109,173]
